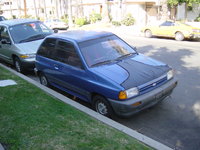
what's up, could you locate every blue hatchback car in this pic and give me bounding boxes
[35,31,178,117]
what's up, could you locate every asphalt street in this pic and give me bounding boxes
[114,36,200,150]
[2,35,200,150]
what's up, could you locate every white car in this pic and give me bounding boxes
[44,19,68,30]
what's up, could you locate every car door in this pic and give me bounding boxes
[49,40,92,101]
[156,21,175,37]
[0,26,14,63]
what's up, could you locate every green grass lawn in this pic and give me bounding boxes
[0,66,152,150]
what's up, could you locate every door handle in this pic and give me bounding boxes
[54,66,59,70]
[54,64,59,70]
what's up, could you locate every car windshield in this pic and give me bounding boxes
[9,21,53,43]
[0,16,6,21]
[79,35,137,67]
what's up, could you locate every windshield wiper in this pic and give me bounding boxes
[116,52,136,61]
[91,60,115,67]
[19,34,46,43]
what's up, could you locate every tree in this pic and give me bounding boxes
[168,0,200,20]
[68,0,73,27]
[23,0,27,18]
[33,0,38,19]
[101,0,110,23]
[161,0,170,20]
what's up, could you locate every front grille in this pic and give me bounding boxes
[139,75,168,94]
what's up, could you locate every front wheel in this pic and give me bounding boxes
[175,32,184,41]
[14,57,24,73]
[92,95,114,118]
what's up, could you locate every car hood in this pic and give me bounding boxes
[92,54,170,89]
[15,39,43,54]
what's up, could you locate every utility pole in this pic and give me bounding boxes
[24,0,27,18]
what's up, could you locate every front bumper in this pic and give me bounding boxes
[108,78,178,117]
[189,34,200,39]
[20,58,35,70]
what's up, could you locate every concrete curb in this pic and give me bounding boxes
[0,144,4,150]
[0,63,172,150]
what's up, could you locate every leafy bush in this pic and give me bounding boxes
[75,18,87,26]
[89,12,102,23]
[194,14,200,22]
[112,21,121,26]
[121,14,135,26]
[62,18,68,24]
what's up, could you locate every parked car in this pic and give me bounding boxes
[0,16,6,21]
[141,20,200,41]
[44,19,69,30]
[0,19,54,72]
[35,31,178,118]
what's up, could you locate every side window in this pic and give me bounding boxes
[160,21,173,26]
[0,26,11,42]
[55,41,83,69]
[37,38,56,58]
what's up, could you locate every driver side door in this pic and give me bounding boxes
[156,21,175,37]
[0,26,13,63]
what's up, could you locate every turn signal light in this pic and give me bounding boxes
[132,101,142,107]
[118,91,127,100]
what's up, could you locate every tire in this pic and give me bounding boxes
[145,29,152,38]
[175,32,184,41]
[92,95,114,118]
[39,73,49,87]
[14,57,24,73]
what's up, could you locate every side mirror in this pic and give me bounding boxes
[132,46,137,50]
[1,39,11,45]
[53,29,58,33]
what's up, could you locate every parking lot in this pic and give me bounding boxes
[1,34,200,150]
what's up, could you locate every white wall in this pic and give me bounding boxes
[187,4,200,21]
[177,3,200,21]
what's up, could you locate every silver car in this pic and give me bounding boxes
[0,19,54,72]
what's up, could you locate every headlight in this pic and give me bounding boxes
[20,54,36,59]
[119,87,139,100]
[167,70,174,80]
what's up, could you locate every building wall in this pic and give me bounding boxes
[177,3,200,21]
[0,0,161,26]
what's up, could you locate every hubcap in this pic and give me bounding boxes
[41,76,47,86]
[146,31,151,37]
[96,102,108,115]
[15,61,21,72]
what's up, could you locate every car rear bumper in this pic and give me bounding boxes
[108,78,178,118]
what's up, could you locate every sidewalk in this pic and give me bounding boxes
[0,144,4,150]
[68,22,143,37]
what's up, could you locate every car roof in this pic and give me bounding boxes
[0,19,39,26]
[48,30,114,43]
